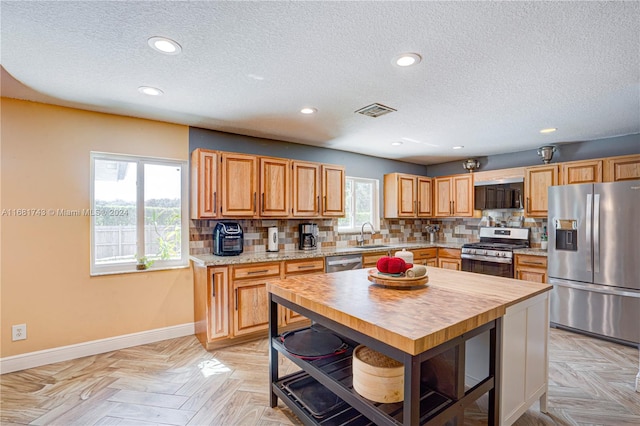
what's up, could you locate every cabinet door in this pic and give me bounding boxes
[525,165,558,218]
[260,157,290,217]
[292,161,320,217]
[208,267,229,339]
[453,175,473,217]
[515,269,547,283]
[603,154,640,182]
[221,153,258,217]
[397,175,417,217]
[417,177,432,217]
[233,280,269,336]
[322,165,345,217]
[560,160,603,185]
[515,255,548,283]
[438,258,461,270]
[190,149,218,219]
[434,177,453,217]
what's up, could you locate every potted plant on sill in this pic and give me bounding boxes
[136,255,155,270]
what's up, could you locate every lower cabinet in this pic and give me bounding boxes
[515,254,547,283]
[193,259,320,350]
[437,248,462,270]
[466,291,549,425]
[413,248,437,267]
[283,258,324,325]
[362,250,391,268]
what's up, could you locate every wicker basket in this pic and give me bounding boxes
[352,345,404,403]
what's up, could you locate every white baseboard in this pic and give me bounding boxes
[0,323,195,374]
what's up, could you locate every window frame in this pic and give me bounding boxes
[90,152,189,276]
[338,176,380,233]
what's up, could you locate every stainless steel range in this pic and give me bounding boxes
[461,227,530,278]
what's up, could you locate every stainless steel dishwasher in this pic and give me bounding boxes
[325,254,363,273]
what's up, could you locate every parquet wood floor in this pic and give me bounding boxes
[1,328,638,425]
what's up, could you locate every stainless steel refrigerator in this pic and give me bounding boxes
[548,180,640,346]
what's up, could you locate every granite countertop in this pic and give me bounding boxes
[190,242,465,266]
[267,267,551,355]
[513,248,548,257]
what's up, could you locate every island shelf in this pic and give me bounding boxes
[269,294,501,425]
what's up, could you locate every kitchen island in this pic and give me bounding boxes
[268,267,551,425]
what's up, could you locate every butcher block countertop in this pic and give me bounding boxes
[267,267,551,356]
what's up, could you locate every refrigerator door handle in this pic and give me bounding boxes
[586,193,592,273]
[550,278,640,299]
[593,193,600,274]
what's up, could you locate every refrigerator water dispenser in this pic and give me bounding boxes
[554,219,578,251]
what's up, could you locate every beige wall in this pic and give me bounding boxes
[1,98,193,358]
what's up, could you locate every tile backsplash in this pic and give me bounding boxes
[190,212,548,255]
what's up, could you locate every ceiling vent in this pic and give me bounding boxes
[354,103,397,118]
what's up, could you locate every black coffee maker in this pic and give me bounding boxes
[299,223,318,250]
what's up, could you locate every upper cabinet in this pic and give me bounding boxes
[191,148,218,219]
[259,157,290,217]
[292,161,321,217]
[191,150,344,219]
[220,153,259,217]
[321,165,345,217]
[603,154,640,182]
[560,159,602,185]
[524,165,558,218]
[433,174,473,217]
[383,173,432,218]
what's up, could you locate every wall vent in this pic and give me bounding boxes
[354,103,397,118]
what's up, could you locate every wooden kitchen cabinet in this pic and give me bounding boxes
[515,254,547,283]
[190,148,218,219]
[292,160,321,217]
[437,248,462,270]
[560,159,602,185]
[220,152,258,217]
[524,165,558,218]
[603,154,640,182]
[362,251,391,268]
[412,248,437,267]
[321,164,345,217]
[383,173,432,218]
[193,264,229,348]
[231,262,281,336]
[283,258,324,325]
[259,157,290,217]
[434,174,473,217]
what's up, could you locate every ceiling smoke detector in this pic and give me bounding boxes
[354,103,397,118]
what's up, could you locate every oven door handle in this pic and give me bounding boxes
[461,253,513,264]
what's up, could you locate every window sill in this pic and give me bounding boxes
[90,264,189,277]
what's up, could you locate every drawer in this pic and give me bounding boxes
[232,262,281,280]
[362,251,389,268]
[285,258,324,275]
[438,248,461,259]
[412,248,437,260]
[515,254,547,268]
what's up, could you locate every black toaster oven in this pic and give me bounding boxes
[213,222,243,256]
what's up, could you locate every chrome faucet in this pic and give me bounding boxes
[357,222,375,246]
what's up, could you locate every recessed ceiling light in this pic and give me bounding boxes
[300,107,317,114]
[540,128,557,134]
[138,86,163,96]
[391,141,403,146]
[452,146,464,150]
[147,36,182,55]
[395,53,422,67]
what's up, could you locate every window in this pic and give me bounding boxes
[90,152,188,275]
[338,176,380,232]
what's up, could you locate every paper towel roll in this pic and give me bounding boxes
[267,227,279,252]
[405,265,427,278]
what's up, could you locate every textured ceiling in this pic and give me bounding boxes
[1,1,638,165]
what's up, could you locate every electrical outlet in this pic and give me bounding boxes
[12,324,27,341]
